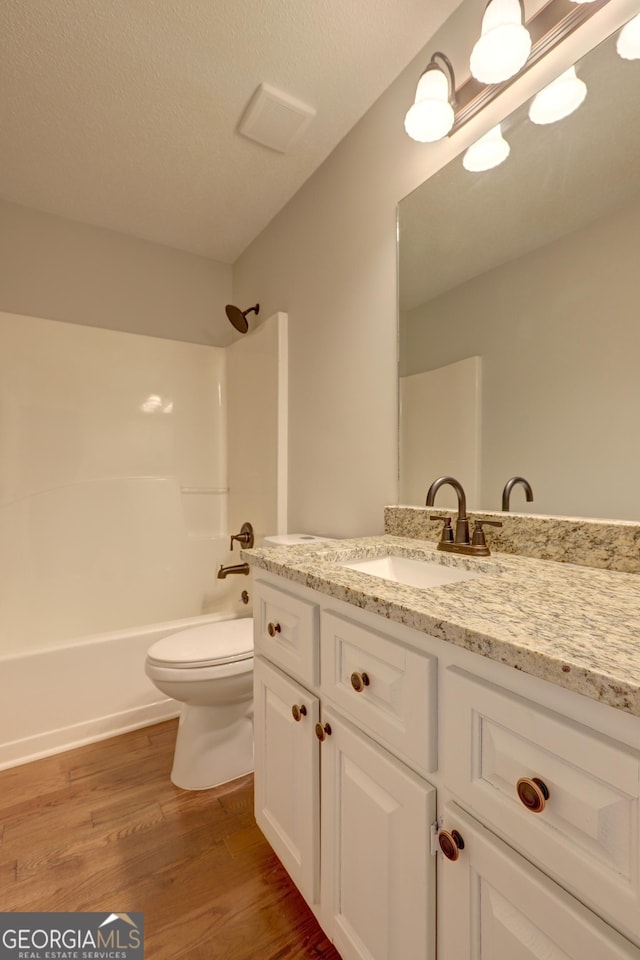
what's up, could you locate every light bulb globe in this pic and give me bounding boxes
[470,23,532,83]
[404,100,455,142]
[463,125,510,172]
[529,67,587,125]
[617,13,640,60]
[404,66,454,142]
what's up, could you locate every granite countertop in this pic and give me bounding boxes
[243,535,640,718]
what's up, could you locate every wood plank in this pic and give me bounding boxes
[0,720,342,959]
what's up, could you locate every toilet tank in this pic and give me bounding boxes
[263,534,336,547]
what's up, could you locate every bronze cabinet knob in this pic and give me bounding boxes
[315,722,332,742]
[350,671,370,693]
[267,621,281,637]
[291,704,307,722]
[438,829,465,862]
[516,777,550,813]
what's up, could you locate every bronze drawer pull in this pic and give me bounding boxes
[516,777,550,813]
[315,722,332,742]
[438,829,465,862]
[350,671,370,693]
[291,704,307,722]
[267,621,282,637]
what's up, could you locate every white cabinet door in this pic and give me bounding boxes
[438,801,640,960]
[321,708,436,960]
[441,666,640,943]
[253,656,320,904]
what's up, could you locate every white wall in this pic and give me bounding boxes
[0,198,233,346]
[232,0,638,538]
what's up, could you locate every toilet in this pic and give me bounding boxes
[144,533,335,790]
[145,617,254,790]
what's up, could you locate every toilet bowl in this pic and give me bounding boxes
[145,617,254,790]
[145,534,335,791]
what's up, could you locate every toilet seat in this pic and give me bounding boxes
[146,618,253,669]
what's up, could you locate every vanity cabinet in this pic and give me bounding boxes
[253,576,437,960]
[252,571,640,960]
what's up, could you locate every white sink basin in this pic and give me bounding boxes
[339,554,484,589]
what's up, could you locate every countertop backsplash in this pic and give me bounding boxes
[385,506,640,574]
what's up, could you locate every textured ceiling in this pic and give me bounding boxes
[0,0,461,263]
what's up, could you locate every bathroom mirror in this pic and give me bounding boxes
[398,24,640,520]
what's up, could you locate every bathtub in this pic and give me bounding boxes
[0,609,247,771]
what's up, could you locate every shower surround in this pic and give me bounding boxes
[0,310,286,767]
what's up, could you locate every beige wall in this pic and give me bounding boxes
[401,193,640,520]
[0,198,233,346]
[233,0,637,538]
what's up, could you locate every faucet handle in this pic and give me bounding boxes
[230,521,255,551]
[471,519,503,547]
[430,515,454,544]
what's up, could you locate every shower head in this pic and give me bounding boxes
[225,302,260,334]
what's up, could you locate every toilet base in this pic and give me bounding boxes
[170,701,254,790]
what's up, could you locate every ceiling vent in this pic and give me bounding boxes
[238,83,316,153]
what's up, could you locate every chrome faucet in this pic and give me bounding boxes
[502,477,534,512]
[426,475,502,556]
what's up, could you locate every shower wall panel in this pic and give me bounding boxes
[0,311,227,656]
[227,311,287,544]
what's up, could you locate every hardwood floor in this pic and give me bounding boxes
[0,720,341,959]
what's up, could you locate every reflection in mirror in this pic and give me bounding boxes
[398,24,640,521]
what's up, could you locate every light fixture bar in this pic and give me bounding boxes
[451,0,609,133]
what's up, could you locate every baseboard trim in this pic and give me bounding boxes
[0,699,181,771]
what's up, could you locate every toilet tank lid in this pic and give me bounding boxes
[147,617,253,667]
[264,533,336,546]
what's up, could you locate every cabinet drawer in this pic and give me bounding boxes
[321,611,437,774]
[254,579,319,685]
[438,801,640,960]
[441,666,640,945]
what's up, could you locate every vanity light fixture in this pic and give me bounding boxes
[403,0,610,143]
[469,0,532,84]
[528,65,587,124]
[617,12,640,60]
[462,124,510,171]
[404,52,456,142]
